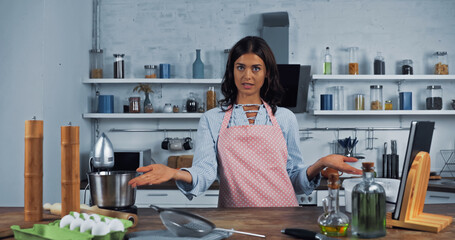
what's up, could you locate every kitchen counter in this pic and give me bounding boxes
[1,205,454,239]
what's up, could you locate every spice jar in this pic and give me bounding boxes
[355,94,365,110]
[370,85,383,110]
[90,49,103,78]
[206,86,216,110]
[186,92,198,113]
[113,54,125,78]
[402,59,413,75]
[173,105,179,113]
[385,100,393,110]
[434,52,449,75]
[129,97,140,113]
[348,47,359,75]
[144,65,157,78]
[426,85,443,110]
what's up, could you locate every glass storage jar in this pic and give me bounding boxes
[113,53,125,78]
[370,85,383,110]
[385,100,393,110]
[90,49,104,78]
[129,97,140,113]
[434,51,449,75]
[426,85,443,110]
[374,52,385,75]
[186,92,198,113]
[144,65,157,78]
[348,47,359,75]
[402,59,413,75]
[355,94,365,110]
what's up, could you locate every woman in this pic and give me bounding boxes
[129,36,362,207]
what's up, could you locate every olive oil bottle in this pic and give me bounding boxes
[318,173,349,237]
[351,162,386,238]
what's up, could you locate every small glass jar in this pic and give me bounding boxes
[186,92,198,113]
[434,52,449,75]
[163,103,173,113]
[355,94,365,110]
[426,85,443,110]
[402,59,413,75]
[370,85,383,110]
[173,105,179,113]
[385,100,393,110]
[113,53,125,78]
[129,97,140,113]
[90,49,103,78]
[144,65,157,78]
[348,47,359,75]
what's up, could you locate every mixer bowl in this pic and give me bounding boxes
[87,171,138,208]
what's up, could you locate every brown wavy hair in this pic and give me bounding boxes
[219,36,284,114]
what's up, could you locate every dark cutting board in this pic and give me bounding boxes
[0,212,59,238]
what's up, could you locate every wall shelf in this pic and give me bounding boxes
[82,78,222,84]
[83,113,203,119]
[312,110,455,116]
[312,74,455,81]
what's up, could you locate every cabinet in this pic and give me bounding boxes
[311,74,455,116]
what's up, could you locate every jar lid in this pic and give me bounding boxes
[386,100,392,103]
[113,53,125,57]
[435,51,447,56]
[224,49,230,53]
[403,59,413,64]
[144,65,157,69]
[370,85,383,89]
[427,85,442,89]
[90,49,103,53]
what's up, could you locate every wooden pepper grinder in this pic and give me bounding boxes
[24,118,43,222]
[61,123,80,217]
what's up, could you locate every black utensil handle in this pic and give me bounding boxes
[281,228,317,239]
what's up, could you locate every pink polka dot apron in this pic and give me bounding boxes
[217,102,299,207]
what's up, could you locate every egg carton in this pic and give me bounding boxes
[11,212,133,240]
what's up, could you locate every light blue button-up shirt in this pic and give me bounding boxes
[176,104,321,200]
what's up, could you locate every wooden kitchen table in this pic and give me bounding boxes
[1,205,454,239]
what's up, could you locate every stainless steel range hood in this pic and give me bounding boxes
[261,12,289,64]
[261,12,310,113]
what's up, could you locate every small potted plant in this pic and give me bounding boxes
[133,83,154,113]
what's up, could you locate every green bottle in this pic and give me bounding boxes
[323,47,332,75]
[351,162,386,238]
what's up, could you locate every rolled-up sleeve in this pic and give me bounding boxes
[278,109,321,195]
[176,111,220,199]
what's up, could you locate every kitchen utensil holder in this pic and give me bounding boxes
[386,152,452,233]
[439,149,455,178]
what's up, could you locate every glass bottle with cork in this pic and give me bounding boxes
[323,47,332,75]
[351,162,386,238]
[317,173,349,237]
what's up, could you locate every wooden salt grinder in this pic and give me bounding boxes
[24,119,43,222]
[61,124,80,217]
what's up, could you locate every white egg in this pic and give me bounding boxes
[70,218,84,231]
[91,222,110,236]
[72,212,80,219]
[81,213,90,220]
[89,214,101,222]
[59,215,75,228]
[108,219,124,232]
[80,219,95,233]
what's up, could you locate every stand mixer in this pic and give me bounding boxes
[87,133,138,214]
